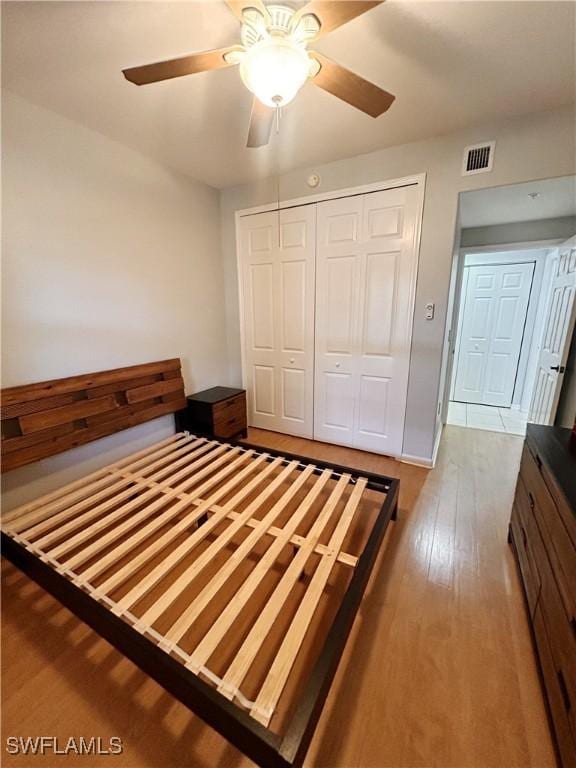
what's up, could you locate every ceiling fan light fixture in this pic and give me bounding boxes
[239,37,311,107]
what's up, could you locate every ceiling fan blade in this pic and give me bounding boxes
[247,98,274,148]
[310,52,395,117]
[225,0,270,22]
[123,45,243,85]
[292,1,383,38]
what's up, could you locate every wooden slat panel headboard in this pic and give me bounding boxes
[1,359,187,471]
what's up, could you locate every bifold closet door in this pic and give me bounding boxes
[239,205,315,438]
[314,186,421,456]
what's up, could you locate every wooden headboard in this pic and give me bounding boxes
[1,359,187,472]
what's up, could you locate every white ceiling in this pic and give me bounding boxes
[460,176,576,229]
[3,1,575,189]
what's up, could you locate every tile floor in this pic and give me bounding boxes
[446,400,528,435]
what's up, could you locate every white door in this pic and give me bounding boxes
[314,185,421,456]
[239,205,315,437]
[529,237,576,424]
[453,262,535,407]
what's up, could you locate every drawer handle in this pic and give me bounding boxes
[571,616,576,638]
[227,417,237,426]
[521,525,527,548]
[535,453,542,470]
[558,670,571,713]
[528,491,535,511]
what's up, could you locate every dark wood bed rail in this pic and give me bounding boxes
[1,359,186,471]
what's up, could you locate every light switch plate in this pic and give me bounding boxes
[425,302,435,320]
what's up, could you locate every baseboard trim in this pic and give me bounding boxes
[432,422,443,466]
[400,454,434,468]
[401,423,443,469]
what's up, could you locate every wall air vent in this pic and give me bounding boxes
[462,141,495,176]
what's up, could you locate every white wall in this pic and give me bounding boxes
[2,91,228,510]
[220,105,576,463]
[461,216,576,248]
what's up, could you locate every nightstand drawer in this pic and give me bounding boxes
[214,411,246,439]
[213,396,246,424]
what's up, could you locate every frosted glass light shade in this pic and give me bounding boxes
[240,37,311,107]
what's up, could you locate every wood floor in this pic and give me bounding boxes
[1,425,556,767]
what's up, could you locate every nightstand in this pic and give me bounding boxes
[176,387,247,440]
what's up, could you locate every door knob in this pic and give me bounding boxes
[550,365,566,373]
[289,357,295,364]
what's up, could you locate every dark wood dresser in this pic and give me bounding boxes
[509,425,576,768]
[175,387,247,440]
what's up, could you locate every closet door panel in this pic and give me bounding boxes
[241,212,278,432]
[253,365,275,416]
[354,186,420,454]
[315,196,363,446]
[357,375,391,436]
[326,256,357,355]
[323,372,355,431]
[240,206,315,437]
[315,185,421,456]
[277,206,315,435]
[361,250,397,356]
[249,263,275,350]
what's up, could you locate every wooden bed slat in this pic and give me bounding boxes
[66,446,249,575]
[181,468,333,670]
[108,450,261,612]
[37,440,216,557]
[1,360,186,471]
[251,479,367,725]
[7,435,200,536]
[218,473,352,700]
[216,508,358,567]
[90,452,254,595]
[139,459,301,630]
[29,438,210,546]
[81,454,281,588]
[0,433,180,524]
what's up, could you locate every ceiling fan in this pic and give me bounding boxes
[122,1,394,148]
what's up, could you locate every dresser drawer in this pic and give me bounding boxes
[521,443,576,625]
[533,604,576,768]
[513,475,542,614]
[510,502,540,616]
[538,553,576,743]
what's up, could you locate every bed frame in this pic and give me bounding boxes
[1,360,399,768]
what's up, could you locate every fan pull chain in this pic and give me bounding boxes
[272,95,282,134]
